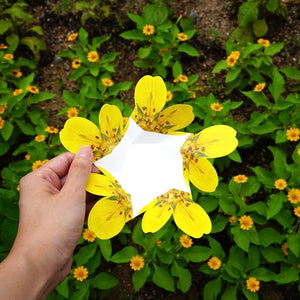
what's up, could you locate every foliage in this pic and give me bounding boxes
[0,0,299,299]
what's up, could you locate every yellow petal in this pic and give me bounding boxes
[134,75,167,118]
[195,125,238,158]
[99,104,124,140]
[188,157,218,192]
[141,198,173,233]
[88,198,126,239]
[59,117,101,153]
[158,104,195,134]
[86,173,116,196]
[174,200,212,238]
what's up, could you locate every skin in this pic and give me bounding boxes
[0,145,95,300]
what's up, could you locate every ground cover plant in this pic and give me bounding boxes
[0,0,299,299]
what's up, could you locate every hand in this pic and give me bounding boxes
[0,146,93,299]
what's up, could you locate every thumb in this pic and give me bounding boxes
[62,145,93,196]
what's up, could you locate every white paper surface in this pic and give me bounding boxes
[95,117,191,216]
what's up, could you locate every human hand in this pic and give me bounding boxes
[0,146,93,299]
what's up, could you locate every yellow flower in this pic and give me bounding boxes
[83,228,96,242]
[25,154,31,160]
[274,178,287,190]
[35,135,45,142]
[287,188,300,204]
[226,51,240,67]
[229,216,237,223]
[253,82,266,92]
[297,148,300,156]
[177,74,189,82]
[45,126,59,134]
[179,234,193,248]
[143,24,155,35]
[73,266,88,281]
[0,103,7,114]
[239,215,253,230]
[155,240,162,247]
[177,32,188,41]
[207,256,222,270]
[294,207,300,217]
[166,90,173,102]
[142,189,211,238]
[87,51,99,62]
[61,104,127,161]
[210,102,223,112]
[131,75,194,135]
[234,174,248,183]
[72,58,82,69]
[67,32,78,41]
[189,90,196,99]
[32,159,49,171]
[4,53,14,60]
[26,85,39,94]
[0,117,4,129]
[130,255,145,271]
[0,43,8,49]
[286,127,300,142]
[257,38,270,47]
[281,242,288,256]
[13,89,23,96]
[66,107,78,118]
[181,126,238,192]
[246,277,260,292]
[10,69,22,78]
[86,167,132,239]
[101,78,114,87]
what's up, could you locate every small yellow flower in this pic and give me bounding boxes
[229,216,237,223]
[281,242,288,256]
[239,215,253,230]
[287,188,300,204]
[226,51,240,67]
[0,103,7,114]
[177,32,188,41]
[257,38,270,47]
[286,127,300,142]
[87,51,99,62]
[207,256,222,270]
[16,185,20,191]
[101,78,114,87]
[26,85,39,94]
[0,43,8,49]
[25,154,31,161]
[83,228,96,242]
[179,234,193,248]
[0,117,5,129]
[35,135,45,142]
[294,207,300,217]
[72,58,82,69]
[67,107,79,119]
[4,53,14,60]
[67,32,78,41]
[155,240,162,247]
[233,174,248,183]
[274,178,287,190]
[253,82,266,92]
[10,68,22,78]
[45,126,59,134]
[189,90,196,99]
[13,89,23,96]
[166,91,173,102]
[177,74,188,82]
[130,255,145,271]
[297,148,300,156]
[142,24,155,36]
[32,159,49,171]
[210,103,224,112]
[246,277,260,292]
[73,266,88,281]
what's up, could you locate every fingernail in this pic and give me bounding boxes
[77,145,93,161]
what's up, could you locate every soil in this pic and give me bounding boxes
[21,0,300,299]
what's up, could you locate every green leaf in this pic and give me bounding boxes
[20,36,46,60]
[15,119,35,135]
[172,60,183,78]
[90,272,119,289]
[178,43,199,57]
[238,2,259,26]
[274,266,299,284]
[171,261,192,293]
[212,60,228,73]
[143,3,168,25]
[268,69,285,101]
[220,285,237,300]
[132,265,151,291]
[260,246,286,263]
[203,278,222,300]
[74,243,97,266]
[1,120,14,141]
[225,67,241,83]
[264,42,284,56]
[138,46,152,59]
[266,193,285,220]
[152,265,175,292]
[287,234,300,257]
[0,142,10,155]
[231,226,250,252]
[258,227,284,247]
[211,214,228,233]
[70,67,88,80]
[242,285,259,300]
[55,278,69,298]
[208,236,225,259]
[110,246,138,263]
[181,246,211,262]
[251,166,274,188]
[0,19,12,34]
[28,92,55,104]
[120,30,146,41]
[97,238,112,261]
[253,19,268,37]
[281,66,300,80]
[242,90,268,107]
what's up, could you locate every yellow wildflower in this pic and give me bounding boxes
[26,85,39,94]
[179,234,193,248]
[239,215,253,230]
[45,126,59,134]
[274,178,287,190]
[0,43,8,49]
[142,24,155,36]
[207,256,222,270]
[229,216,237,223]
[155,240,162,247]
[210,102,224,112]
[281,242,288,256]
[73,266,88,282]
[234,174,248,183]
[189,90,196,99]
[0,117,4,129]
[177,33,188,41]
[286,127,300,142]
[246,277,260,292]
[67,32,78,41]
[4,53,14,61]
[83,228,96,242]
[226,51,240,67]
[177,74,189,82]
[66,107,78,119]
[25,154,31,161]
[287,188,300,204]
[253,82,266,92]
[130,255,145,271]
[0,103,7,114]
[101,78,114,87]
[32,159,49,171]
[294,207,300,217]
[35,135,45,142]
[72,58,82,69]
[166,90,173,102]
[87,51,99,62]
[257,38,270,47]
[10,69,22,78]
[13,89,23,96]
